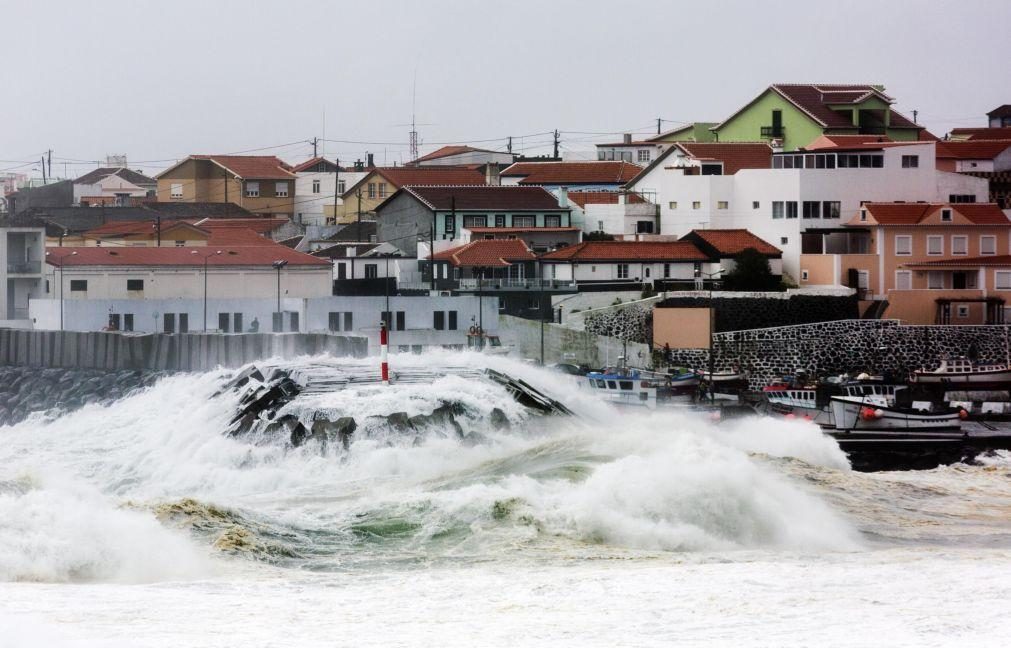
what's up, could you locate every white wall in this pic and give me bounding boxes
[1,228,46,320]
[418,151,514,167]
[294,170,368,226]
[73,175,150,204]
[545,260,708,283]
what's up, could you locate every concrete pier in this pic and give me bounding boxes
[0,329,367,372]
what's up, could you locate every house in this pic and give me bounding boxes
[411,145,515,168]
[595,134,677,165]
[936,140,1011,209]
[336,166,486,224]
[565,190,658,236]
[650,122,719,143]
[988,105,1011,129]
[679,229,783,276]
[312,241,409,295]
[625,139,988,279]
[539,240,711,290]
[948,127,1011,141]
[799,202,1011,324]
[499,161,642,191]
[0,222,45,323]
[76,217,288,247]
[73,167,156,206]
[156,155,296,217]
[375,185,572,256]
[711,84,925,151]
[290,157,370,227]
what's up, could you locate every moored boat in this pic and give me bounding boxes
[828,394,966,440]
[910,357,1011,385]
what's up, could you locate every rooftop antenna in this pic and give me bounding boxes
[409,70,419,162]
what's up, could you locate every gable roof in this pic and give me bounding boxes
[394,185,564,211]
[74,167,157,187]
[673,142,773,174]
[681,229,782,257]
[431,239,536,267]
[948,127,1011,141]
[311,242,381,259]
[500,161,642,185]
[327,220,377,242]
[45,243,329,268]
[647,122,719,143]
[851,202,1010,226]
[343,166,486,198]
[713,84,921,132]
[413,145,501,163]
[566,191,648,208]
[157,155,294,180]
[290,157,342,173]
[988,105,1011,119]
[539,241,707,262]
[936,140,1011,160]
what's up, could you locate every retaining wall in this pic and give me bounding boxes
[0,329,367,372]
[499,315,650,367]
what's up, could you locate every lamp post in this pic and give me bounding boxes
[191,249,222,332]
[701,268,724,403]
[45,249,76,330]
[273,260,288,332]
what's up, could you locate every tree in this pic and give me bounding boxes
[585,231,615,241]
[721,248,780,291]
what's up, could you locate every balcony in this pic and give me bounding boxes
[760,126,785,138]
[458,278,577,291]
[7,261,41,274]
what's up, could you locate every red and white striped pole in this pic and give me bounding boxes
[380,321,390,385]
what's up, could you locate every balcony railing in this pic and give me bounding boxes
[7,261,41,274]
[760,126,785,138]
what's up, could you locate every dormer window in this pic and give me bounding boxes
[860,209,868,221]
[941,209,952,222]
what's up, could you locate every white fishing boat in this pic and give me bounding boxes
[910,357,1011,385]
[828,392,965,439]
[584,368,698,409]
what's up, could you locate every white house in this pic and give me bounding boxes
[563,190,659,236]
[626,140,989,279]
[539,240,714,288]
[1,224,45,324]
[412,145,515,168]
[291,157,369,227]
[73,167,156,205]
[595,134,675,165]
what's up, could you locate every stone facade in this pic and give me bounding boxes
[656,293,859,333]
[668,319,1011,388]
[583,303,652,344]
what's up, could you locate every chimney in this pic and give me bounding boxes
[366,153,374,168]
[558,186,568,208]
[623,133,632,144]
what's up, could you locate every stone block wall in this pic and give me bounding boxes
[656,293,860,333]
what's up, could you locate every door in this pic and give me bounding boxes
[123,314,134,332]
[178,313,189,333]
[218,313,230,332]
[289,312,299,332]
[771,109,783,136]
[233,313,243,332]
[163,313,175,333]
[953,272,968,290]
[337,263,347,280]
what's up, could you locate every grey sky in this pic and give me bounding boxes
[2,0,1009,177]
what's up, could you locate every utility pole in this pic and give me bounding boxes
[657,118,662,135]
[912,110,919,125]
[507,136,513,155]
[332,158,340,226]
[356,189,363,228]
[47,149,52,179]
[450,195,456,242]
[553,130,560,159]
[40,156,46,184]
[155,216,161,246]
[312,137,318,157]
[429,221,435,291]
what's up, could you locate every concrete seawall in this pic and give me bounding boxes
[0,329,367,372]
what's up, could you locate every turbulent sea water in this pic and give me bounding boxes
[2,351,1011,647]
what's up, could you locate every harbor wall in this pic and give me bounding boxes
[666,319,1011,388]
[0,329,367,372]
[498,315,650,367]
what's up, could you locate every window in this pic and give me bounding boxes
[941,209,952,222]
[245,182,260,198]
[895,235,912,256]
[367,183,376,199]
[396,311,405,331]
[312,179,321,194]
[463,215,487,228]
[170,183,183,198]
[126,279,144,291]
[233,313,242,332]
[927,235,943,256]
[717,201,729,210]
[495,214,506,227]
[692,201,701,210]
[901,155,919,168]
[344,312,353,331]
[668,201,677,210]
[802,201,821,219]
[700,163,722,175]
[952,236,968,255]
[949,194,976,203]
[822,201,841,219]
[448,311,457,330]
[275,182,288,198]
[219,313,230,332]
[616,264,629,279]
[434,311,445,330]
[772,201,784,219]
[928,271,944,289]
[513,216,535,227]
[637,150,651,163]
[364,263,379,279]
[544,214,561,227]
[752,201,760,209]
[957,305,970,318]
[801,270,809,281]
[70,280,87,292]
[663,263,670,278]
[785,202,798,219]
[178,313,189,333]
[444,214,455,234]
[895,271,912,290]
[636,221,654,234]
[123,314,134,332]
[981,235,997,255]
[337,180,346,194]
[328,312,341,331]
[164,313,175,334]
[780,237,788,245]
[378,183,387,198]
[997,271,1011,290]
[860,209,868,222]
[108,314,120,331]
[174,240,185,247]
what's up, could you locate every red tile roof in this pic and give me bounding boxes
[949,127,1011,141]
[195,217,288,234]
[539,241,707,262]
[83,217,286,239]
[290,157,342,173]
[682,229,781,256]
[854,203,1010,226]
[566,191,648,208]
[375,166,487,188]
[400,185,564,211]
[936,140,1011,160]
[413,145,500,163]
[675,142,772,174]
[501,161,642,185]
[804,134,894,150]
[431,239,536,267]
[190,155,295,180]
[45,244,330,267]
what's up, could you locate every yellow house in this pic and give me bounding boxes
[332,166,486,224]
[156,155,296,217]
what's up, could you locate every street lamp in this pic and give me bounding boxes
[191,249,222,332]
[701,268,724,403]
[272,260,288,332]
[45,249,76,330]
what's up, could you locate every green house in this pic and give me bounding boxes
[711,84,925,151]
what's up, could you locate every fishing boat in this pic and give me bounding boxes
[758,374,908,426]
[910,357,1011,385]
[828,390,966,440]
[584,367,698,409]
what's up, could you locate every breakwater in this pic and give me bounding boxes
[0,329,367,372]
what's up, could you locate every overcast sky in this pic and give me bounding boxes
[2,0,1009,178]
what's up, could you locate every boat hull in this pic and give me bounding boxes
[910,369,1011,385]
[829,397,963,437]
